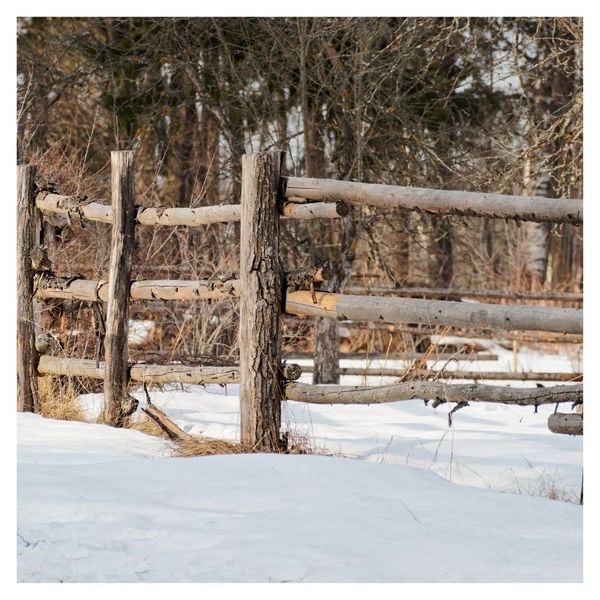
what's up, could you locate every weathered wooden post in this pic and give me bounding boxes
[17,164,39,412]
[239,151,285,450]
[102,151,136,426]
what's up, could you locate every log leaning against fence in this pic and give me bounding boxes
[285,381,583,406]
[284,177,583,224]
[102,151,136,426]
[285,291,583,334]
[17,164,39,412]
[239,151,285,451]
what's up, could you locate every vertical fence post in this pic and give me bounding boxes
[239,151,285,450]
[17,164,39,412]
[102,151,136,426]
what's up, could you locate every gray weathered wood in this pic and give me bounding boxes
[17,164,39,412]
[548,412,583,435]
[37,355,301,384]
[296,365,582,381]
[343,286,583,303]
[36,192,346,226]
[239,151,285,450]
[285,381,583,406]
[283,351,499,361]
[284,177,583,224]
[284,315,583,343]
[102,151,136,426]
[285,290,583,334]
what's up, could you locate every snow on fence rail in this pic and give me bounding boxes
[17,150,584,449]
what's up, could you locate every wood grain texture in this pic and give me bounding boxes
[239,151,285,450]
[284,177,583,224]
[285,290,583,334]
[102,151,136,426]
[17,164,39,412]
[285,381,583,406]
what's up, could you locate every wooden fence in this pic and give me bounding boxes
[17,151,583,448]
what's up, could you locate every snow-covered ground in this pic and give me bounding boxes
[17,339,583,582]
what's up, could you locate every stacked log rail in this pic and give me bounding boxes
[36,278,583,334]
[35,192,349,226]
[282,177,583,224]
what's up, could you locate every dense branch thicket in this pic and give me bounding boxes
[17,17,583,383]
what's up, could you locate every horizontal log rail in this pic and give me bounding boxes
[343,286,583,303]
[283,177,583,224]
[283,316,583,344]
[36,193,347,226]
[296,365,582,382]
[36,276,241,302]
[37,356,301,384]
[283,351,499,361]
[285,290,583,334]
[284,381,583,406]
[37,277,583,335]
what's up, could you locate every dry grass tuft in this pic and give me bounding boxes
[38,376,86,422]
[175,436,252,457]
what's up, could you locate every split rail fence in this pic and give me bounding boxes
[17,151,584,448]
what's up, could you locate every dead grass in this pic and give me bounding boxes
[37,376,86,422]
[175,436,252,457]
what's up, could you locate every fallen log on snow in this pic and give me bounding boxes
[284,381,583,406]
[285,290,583,334]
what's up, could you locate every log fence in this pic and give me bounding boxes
[17,151,583,446]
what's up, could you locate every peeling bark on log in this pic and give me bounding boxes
[284,381,583,406]
[283,177,583,224]
[239,151,285,450]
[102,151,136,427]
[36,276,240,302]
[17,164,39,412]
[36,193,346,226]
[285,290,583,334]
[548,413,583,435]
